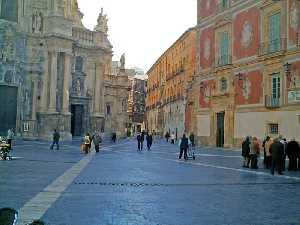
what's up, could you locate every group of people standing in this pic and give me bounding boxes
[81,132,102,154]
[137,131,153,151]
[242,135,300,175]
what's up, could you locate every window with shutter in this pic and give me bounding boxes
[268,13,281,53]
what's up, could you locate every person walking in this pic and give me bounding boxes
[286,139,300,171]
[137,133,142,151]
[83,133,91,154]
[111,132,117,143]
[146,133,153,151]
[179,134,189,160]
[241,136,251,168]
[264,136,273,169]
[50,129,60,150]
[92,131,102,153]
[280,137,287,171]
[6,128,14,150]
[270,138,284,175]
[165,132,170,142]
[170,132,176,144]
[189,133,195,147]
[249,137,260,169]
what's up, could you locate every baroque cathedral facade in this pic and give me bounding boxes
[0,0,130,139]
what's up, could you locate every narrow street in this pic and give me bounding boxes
[1,139,300,225]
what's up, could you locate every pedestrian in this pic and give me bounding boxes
[286,139,300,171]
[179,134,189,160]
[83,133,91,154]
[249,137,260,169]
[112,132,117,143]
[264,136,273,169]
[137,132,142,151]
[270,137,284,175]
[189,133,195,147]
[6,128,14,150]
[92,131,102,153]
[241,136,251,168]
[279,136,287,171]
[50,129,60,150]
[170,132,176,144]
[165,132,170,142]
[146,132,153,150]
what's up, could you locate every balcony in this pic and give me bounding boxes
[217,55,232,67]
[72,27,94,45]
[259,38,286,56]
[265,95,281,108]
[217,0,231,13]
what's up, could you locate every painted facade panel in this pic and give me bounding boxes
[200,26,215,69]
[199,0,217,18]
[199,79,215,108]
[288,0,300,45]
[235,70,263,105]
[233,7,260,60]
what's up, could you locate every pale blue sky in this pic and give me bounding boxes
[77,0,197,72]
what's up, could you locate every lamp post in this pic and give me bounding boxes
[284,62,292,83]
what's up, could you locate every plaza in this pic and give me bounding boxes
[1,139,300,225]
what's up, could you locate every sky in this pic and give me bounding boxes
[77,0,197,73]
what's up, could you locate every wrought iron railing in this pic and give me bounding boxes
[217,55,232,67]
[265,95,281,108]
[259,38,286,55]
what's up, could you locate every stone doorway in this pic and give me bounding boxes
[71,104,84,137]
[216,111,225,147]
[0,85,18,135]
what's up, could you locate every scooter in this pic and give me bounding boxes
[0,137,11,160]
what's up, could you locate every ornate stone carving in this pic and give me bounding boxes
[94,8,108,33]
[290,69,300,88]
[120,53,126,70]
[241,21,253,48]
[32,12,44,34]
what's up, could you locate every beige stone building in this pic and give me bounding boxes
[0,0,130,139]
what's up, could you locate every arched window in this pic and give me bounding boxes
[0,0,18,22]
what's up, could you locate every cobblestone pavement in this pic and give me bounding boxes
[1,138,300,225]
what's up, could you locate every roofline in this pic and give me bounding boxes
[146,27,196,75]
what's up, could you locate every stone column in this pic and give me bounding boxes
[48,52,58,112]
[31,79,38,120]
[94,63,102,113]
[40,52,49,112]
[62,53,71,113]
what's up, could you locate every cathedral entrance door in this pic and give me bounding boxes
[0,85,18,135]
[71,105,84,137]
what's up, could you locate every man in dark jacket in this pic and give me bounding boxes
[137,133,144,151]
[50,129,60,150]
[146,133,153,151]
[179,134,189,160]
[270,138,284,175]
[241,136,251,168]
[286,139,300,171]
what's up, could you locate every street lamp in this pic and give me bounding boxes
[284,62,292,82]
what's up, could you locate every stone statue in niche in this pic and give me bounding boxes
[95,8,108,33]
[290,1,299,31]
[4,70,13,84]
[75,79,81,95]
[32,12,43,34]
[120,53,126,70]
[241,21,253,48]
